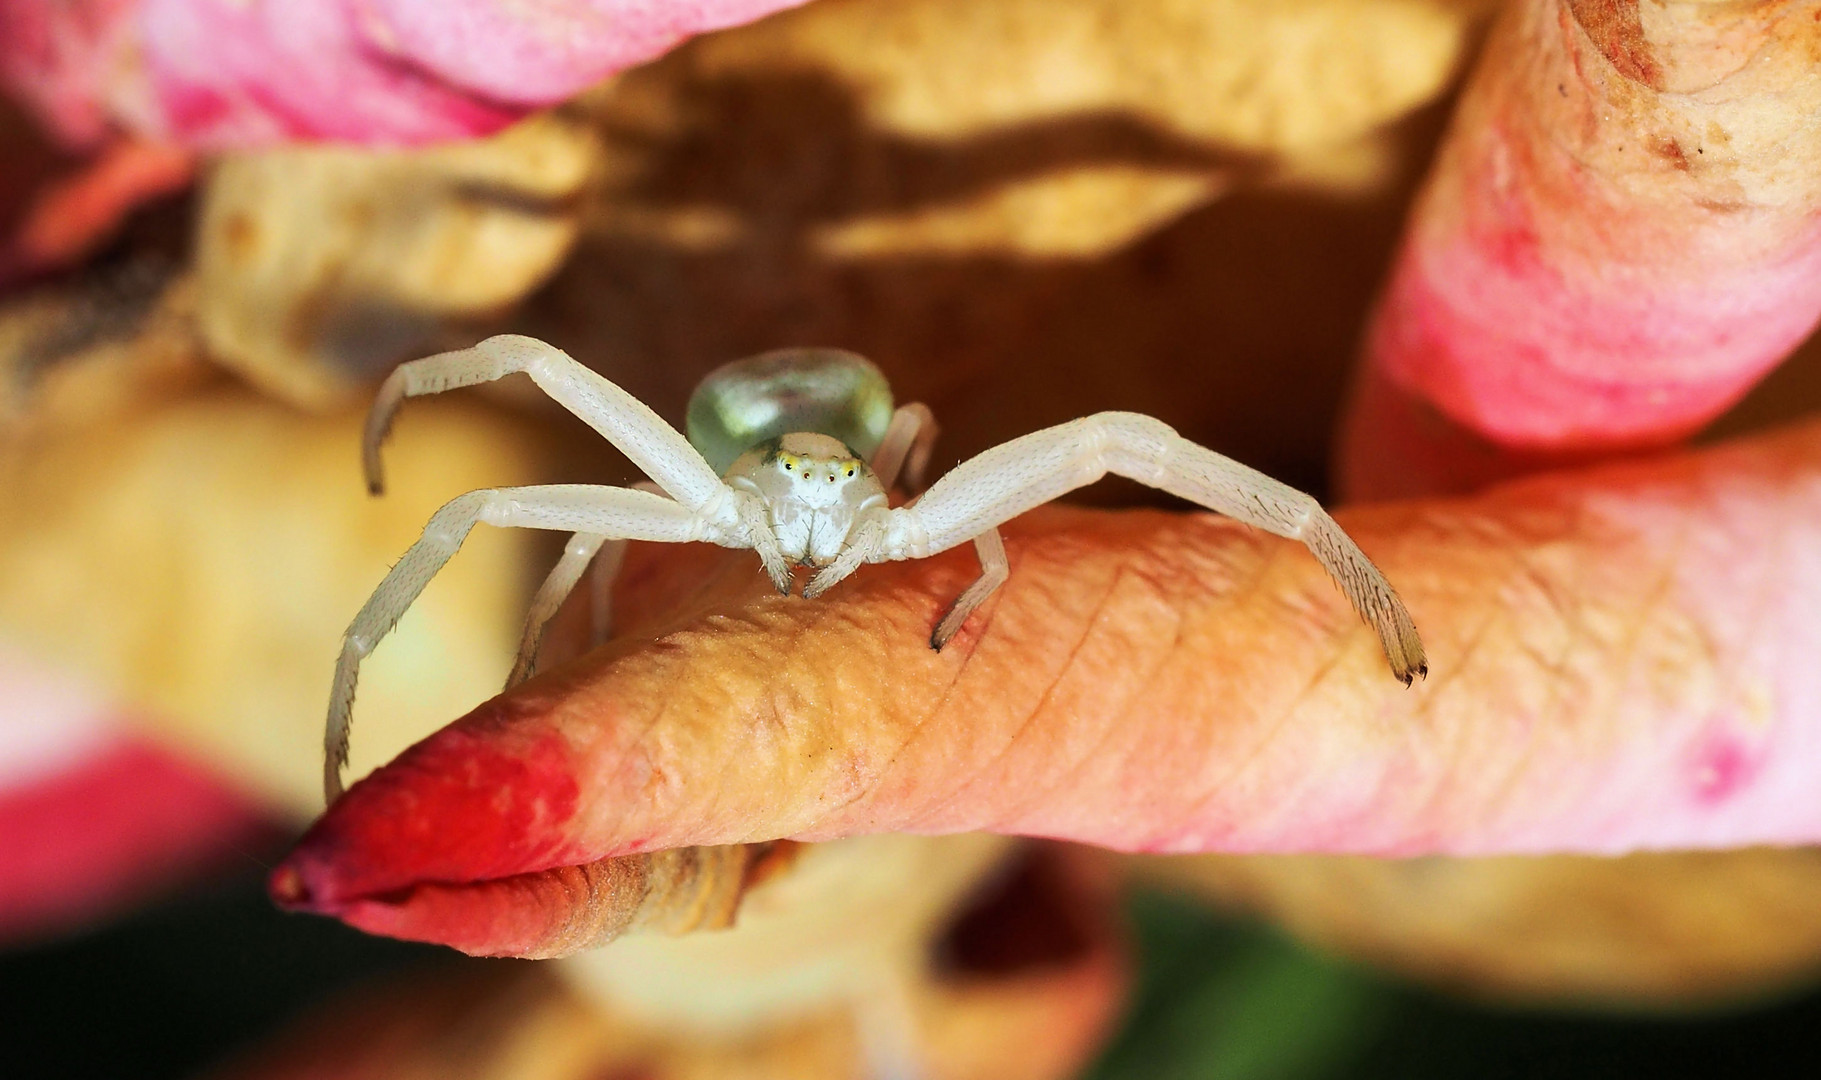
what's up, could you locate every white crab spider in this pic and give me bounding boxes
[326,334,1426,801]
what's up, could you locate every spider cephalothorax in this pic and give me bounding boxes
[725,434,885,571]
[326,335,1426,801]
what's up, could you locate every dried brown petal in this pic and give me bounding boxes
[0,298,563,810]
[195,112,597,407]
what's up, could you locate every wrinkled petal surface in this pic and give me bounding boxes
[279,416,1821,952]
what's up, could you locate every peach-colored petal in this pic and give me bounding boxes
[272,841,760,959]
[277,416,1821,953]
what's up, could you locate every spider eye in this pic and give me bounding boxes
[845,468,855,477]
[826,474,836,483]
[783,462,793,471]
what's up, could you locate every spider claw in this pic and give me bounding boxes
[802,567,844,600]
[363,448,386,496]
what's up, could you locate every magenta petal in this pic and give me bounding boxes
[354,0,813,105]
[0,654,274,943]
[0,734,272,942]
[0,0,142,149]
[138,0,521,146]
[1,0,813,149]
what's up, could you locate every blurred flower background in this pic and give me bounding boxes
[4,0,1821,1077]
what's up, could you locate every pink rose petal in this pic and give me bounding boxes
[1,0,812,149]
[1355,0,1821,462]
[0,652,274,943]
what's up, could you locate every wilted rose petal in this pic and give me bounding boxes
[0,0,139,149]
[355,0,814,105]
[278,415,1821,953]
[1309,2,1821,1001]
[1352,0,1821,474]
[273,843,759,959]
[245,844,1123,1080]
[0,0,812,149]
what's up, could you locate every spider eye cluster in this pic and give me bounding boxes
[775,450,861,483]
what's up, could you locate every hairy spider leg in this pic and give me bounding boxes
[879,412,1427,684]
[334,335,774,799]
[508,533,608,688]
[864,401,1010,648]
[929,528,1009,650]
[365,335,728,513]
[506,480,659,689]
[326,484,714,801]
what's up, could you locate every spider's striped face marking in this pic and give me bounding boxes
[724,433,886,567]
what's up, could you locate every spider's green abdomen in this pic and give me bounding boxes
[686,348,894,475]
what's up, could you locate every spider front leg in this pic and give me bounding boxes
[326,484,720,802]
[878,412,1427,684]
[355,333,746,732]
[365,335,727,514]
[803,506,1004,650]
[506,531,616,689]
[507,481,662,690]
